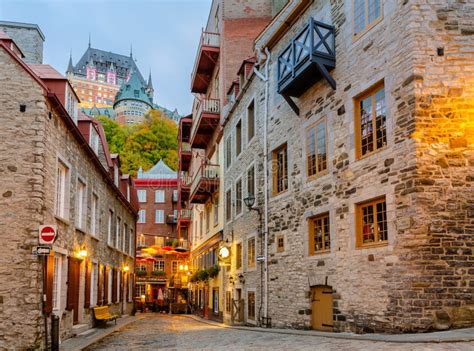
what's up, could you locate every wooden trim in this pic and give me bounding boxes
[308,212,330,255]
[354,80,385,160]
[272,143,288,196]
[352,0,384,42]
[44,254,55,314]
[84,260,91,308]
[276,235,285,253]
[355,196,387,248]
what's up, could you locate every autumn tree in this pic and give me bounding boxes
[95,109,178,177]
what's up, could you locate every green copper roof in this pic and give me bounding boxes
[113,69,153,108]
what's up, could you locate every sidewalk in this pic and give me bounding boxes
[186,315,474,344]
[60,314,142,351]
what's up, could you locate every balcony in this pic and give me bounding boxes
[179,141,192,171]
[277,18,335,98]
[166,214,178,224]
[190,98,220,149]
[179,209,192,223]
[190,163,220,204]
[179,171,192,201]
[191,31,220,94]
[179,116,192,143]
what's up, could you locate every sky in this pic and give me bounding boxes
[0,0,212,115]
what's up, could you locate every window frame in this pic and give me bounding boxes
[55,158,70,220]
[235,178,243,216]
[90,192,99,237]
[138,209,146,224]
[352,0,384,41]
[235,119,242,157]
[107,210,114,245]
[276,235,285,253]
[246,163,256,204]
[247,237,256,270]
[247,99,255,142]
[354,81,387,159]
[155,209,165,224]
[137,190,147,203]
[155,190,165,203]
[308,212,331,255]
[306,118,328,179]
[235,241,242,271]
[225,188,232,223]
[355,196,388,248]
[272,143,288,196]
[75,177,87,230]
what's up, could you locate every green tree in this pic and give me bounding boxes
[95,110,178,177]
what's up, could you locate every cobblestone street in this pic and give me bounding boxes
[84,314,474,350]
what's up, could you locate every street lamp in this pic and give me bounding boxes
[244,193,256,208]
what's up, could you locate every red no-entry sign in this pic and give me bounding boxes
[39,225,57,245]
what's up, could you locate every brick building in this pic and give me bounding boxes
[221,0,473,333]
[0,32,137,349]
[134,160,190,309]
[180,0,274,323]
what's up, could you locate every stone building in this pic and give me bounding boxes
[221,0,473,333]
[0,33,137,349]
[133,160,190,308]
[0,20,45,64]
[180,0,274,323]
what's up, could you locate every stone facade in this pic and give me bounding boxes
[221,0,473,334]
[0,20,44,64]
[0,40,136,349]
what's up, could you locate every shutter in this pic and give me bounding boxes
[125,273,129,302]
[119,271,123,302]
[66,257,75,311]
[112,268,117,303]
[44,254,55,314]
[84,260,91,308]
[97,265,103,306]
[104,266,109,305]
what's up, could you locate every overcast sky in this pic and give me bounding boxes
[0,0,211,115]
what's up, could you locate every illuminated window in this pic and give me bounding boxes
[356,197,387,247]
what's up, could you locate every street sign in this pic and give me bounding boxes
[32,246,51,256]
[256,255,265,263]
[39,225,57,245]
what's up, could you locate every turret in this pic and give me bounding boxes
[66,52,74,77]
[146,70,154,102]
[107,62,116,85]
[86,50,96,81]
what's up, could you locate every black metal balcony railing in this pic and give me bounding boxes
[166,214,178,224]
[278,18,336,97]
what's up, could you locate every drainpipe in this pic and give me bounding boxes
[253,47,271,322]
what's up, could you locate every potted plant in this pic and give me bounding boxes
[208,265,219,279]
[197,269,209,281]
[152,270,166,277]
[136,270,147,277]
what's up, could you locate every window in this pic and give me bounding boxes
[225,189,232,222]
[116,271,121,303]
[107,210,114,245]
[213,288,219,314]
[236,242,242,270]
[205,205,211,232]
[235,179,242,215]
[75,179,86,229]
[225,291,232,313]
[91,263,98,306]
[137,263,146,272]
[138,209,146,223]
[172,261,178,274]
[138,234,145,247]
[136,284,145,298]
[123,223,128,252]
[355,82,386,158]
[213,195,219,225]
[155,236,164,247]
[137,190,147,203]
[247,291,256,321]
[199,212,203,239]
[247,238,255,269]
[356,197,387,247]
[155,210,164,223]
[247,100,255,141]
[353,0,383,39]
[309,213,331,255]
[129,229,135,255]
[116,217,121,248]
[225,136,232,168]
[91,193,98,236]
[306,120,327,177]
[154,261,165,271]
[277,235,285,253]
[52,254,62,310]
[247,165,255,199]
[55,160,69,219]
[235,120,242,156]
[155,190,165,203]
[272,144,288,195]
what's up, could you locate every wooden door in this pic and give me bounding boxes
[311,286,333,331]
[231,289,243,323]
[67,257,81,325]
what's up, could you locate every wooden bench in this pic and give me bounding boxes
[93,306,118,326]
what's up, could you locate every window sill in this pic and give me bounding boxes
[356,242,388,250]
[55,215,70,226]
[309,249,331,256]
[75,226,87,234]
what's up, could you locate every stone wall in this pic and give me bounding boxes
[0,48,135,350]
[0,21,44,64]
[240,0,474,333]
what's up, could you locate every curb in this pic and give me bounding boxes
[184,315,474,344]
[60,315,144,351]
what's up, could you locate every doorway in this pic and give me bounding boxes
[67,257,81,325]
[232,288,243,323]
[311,286,333,331]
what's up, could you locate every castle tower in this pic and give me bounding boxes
[146,70,154,103]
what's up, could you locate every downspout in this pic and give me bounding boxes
[253,46,271,322]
